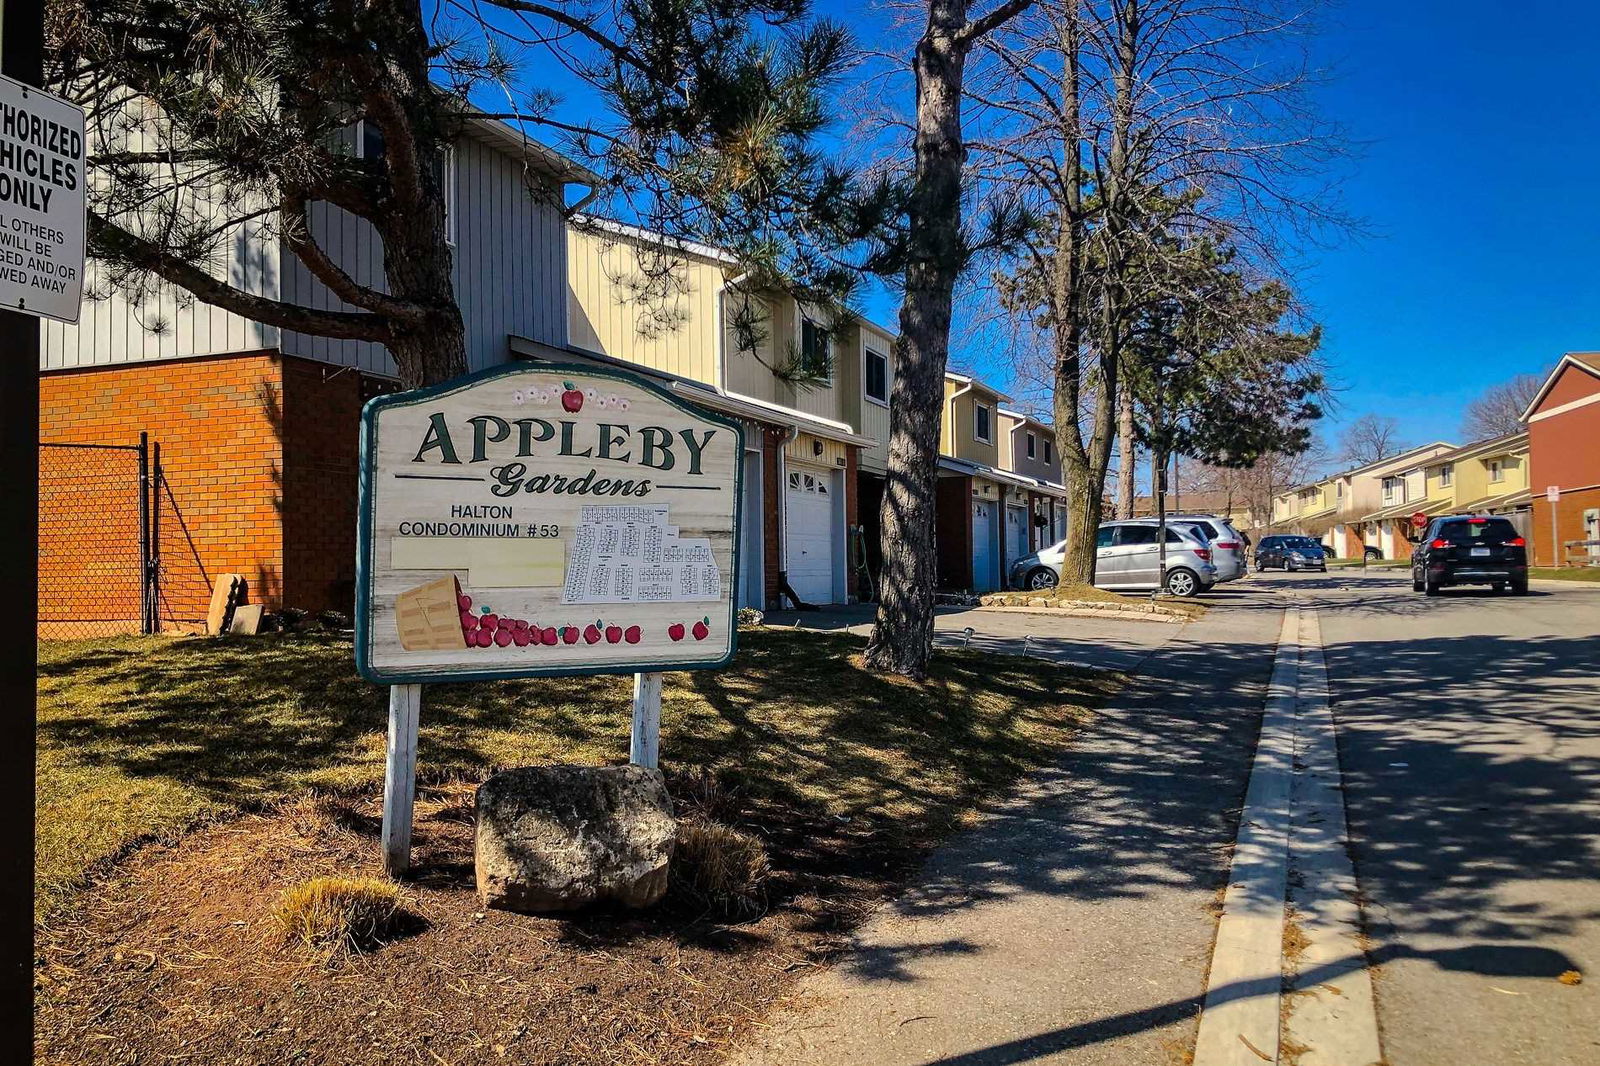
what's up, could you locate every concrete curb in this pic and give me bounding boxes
[1192,608,1299,1066]
[1192,605,1384,1066]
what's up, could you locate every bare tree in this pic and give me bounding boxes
[1462,371,1544,439]
[1337,413,1406,466]
[975,0,1345,583]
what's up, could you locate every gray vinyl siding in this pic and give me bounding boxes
[280,132,568,375]
[40,207,281,370]
[42,126,569,375]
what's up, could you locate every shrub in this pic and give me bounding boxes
[737,607,764,628]
[274,876,403,956]
[672,818,770,920]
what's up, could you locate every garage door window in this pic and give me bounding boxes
[788,471,828,495]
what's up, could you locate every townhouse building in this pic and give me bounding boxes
[1523,353,1600,566]
[40,117,595,632]
[1355,434,1530,556]
[933,375,1068,593]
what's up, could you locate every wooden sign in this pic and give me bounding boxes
[356,363,743,683]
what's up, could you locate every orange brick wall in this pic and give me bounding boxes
[42,353,287,627]
[40,351,391,628]
[1529,488,1600,567]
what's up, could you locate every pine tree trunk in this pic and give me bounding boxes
[864,0,972,680]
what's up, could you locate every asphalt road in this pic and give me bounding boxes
[1264,568,1600,1066]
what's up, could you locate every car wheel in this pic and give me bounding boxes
[1027,567,1059,592]
[1286,558,1298,572]
[1364,546,1382,561]
[1424,573,1441,596]
[1511,578,1529,596]
[1412,571,1424,592]
[1165,567,1201,597]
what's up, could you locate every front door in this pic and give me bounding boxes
[1006,505,1028,566]
[972,499,997,592]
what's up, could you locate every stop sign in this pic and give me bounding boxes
[1410,511,1427,530]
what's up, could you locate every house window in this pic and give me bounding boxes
[974,403,992,443]
[1044,440,1053,464]
[1382,477,1399,504]
[800,319,832,381]
[1489,459,1504,483]
[355,120,455,247]
[864,349,889,405]
[1439,464,1453,488]
[1026,432,1036,459]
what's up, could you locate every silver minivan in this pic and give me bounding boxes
[1008,519,1219,597]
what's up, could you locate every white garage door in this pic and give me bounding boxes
[973,499,997,592]
[1006,505,1028,562]
[786,466,837,604]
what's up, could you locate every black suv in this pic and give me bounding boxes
[1254,535,1328,572]
[1412,515,1528,595]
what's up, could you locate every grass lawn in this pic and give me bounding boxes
[1529,567,1600,582]
[37,626,1113,920]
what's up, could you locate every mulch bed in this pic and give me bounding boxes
[35,781,917,1066]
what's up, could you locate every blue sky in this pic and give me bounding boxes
[498,0,1599,452]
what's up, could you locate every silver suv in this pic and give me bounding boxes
[1129,514,1247,583]
[1008,519,1219,597]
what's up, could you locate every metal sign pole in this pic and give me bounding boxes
[1,0,43,1050]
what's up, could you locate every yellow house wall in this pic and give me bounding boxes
[567,227,723,384]
[784,432,849,468]
[942,383,1001,466]
[847,321,894,474]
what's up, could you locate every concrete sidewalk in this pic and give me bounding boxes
[735,593,1285,1066]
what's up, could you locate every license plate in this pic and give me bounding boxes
[1471,547,1490,557]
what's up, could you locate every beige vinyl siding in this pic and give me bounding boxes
[566,225,724,384]
[785,433,849,468]
[724,292,779,403]
[854,323,893,473]
[942,381,1001,466]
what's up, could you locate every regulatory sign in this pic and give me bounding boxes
[0,75,85,323]
[1410,511,1427,530]
[1546,485,1561,503]
[356,363,743,683]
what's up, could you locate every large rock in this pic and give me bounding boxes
[475,764,676,913]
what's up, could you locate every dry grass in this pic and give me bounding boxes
[37,628,1116,920]
[273,876,404,956]
[673,818,771,919]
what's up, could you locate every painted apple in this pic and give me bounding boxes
[480,613,498,631]
[584,623,603,644]
[562,626,580,645]
[667,622,686,642]
[605,624,623,644]
[457,594,472,611]
[624,625,641,644]
[561,381,583,413]
[692,617,710,641]
[461,611,478,631]
[512,627,531,647]
[474,629,494,647]
[540,626,559,645]
[494,628,514,647]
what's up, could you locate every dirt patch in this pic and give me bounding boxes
[36,780,940,1066]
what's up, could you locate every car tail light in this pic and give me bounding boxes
[1468,517,1487,523]
[1195,548,1212,561]
[1507,536,1526,547]
[1429,538,1450,549]
[1216,541,1240,550]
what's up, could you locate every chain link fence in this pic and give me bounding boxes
[38,439,154,639]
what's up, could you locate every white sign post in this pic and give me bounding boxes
[0,74,85,323]
[357,363,742,873]
[1547,485,1561,568]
